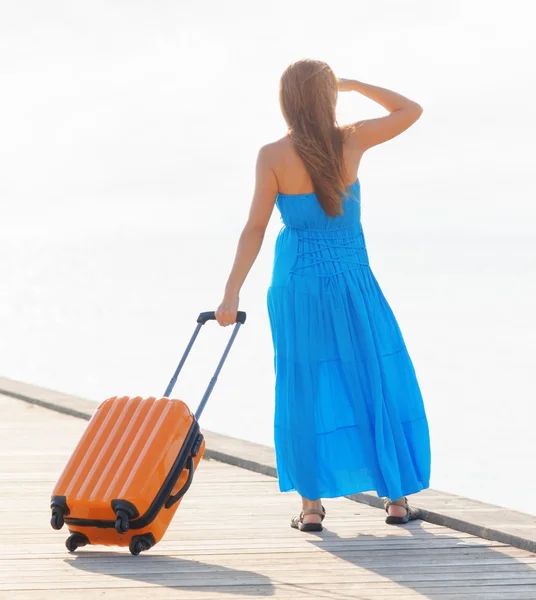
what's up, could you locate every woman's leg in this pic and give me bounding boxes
[301,497,324,524]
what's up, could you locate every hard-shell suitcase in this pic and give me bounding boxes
[49,311,246,555]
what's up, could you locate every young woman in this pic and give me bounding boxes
[215,59,431,532]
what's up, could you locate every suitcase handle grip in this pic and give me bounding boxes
[197,311,247,325]
[165,455,195,509]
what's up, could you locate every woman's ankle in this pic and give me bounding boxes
[302,497,322,510]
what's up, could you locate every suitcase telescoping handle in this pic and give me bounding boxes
[163,311,247,420]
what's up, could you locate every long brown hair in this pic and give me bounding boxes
[279,59,347,217]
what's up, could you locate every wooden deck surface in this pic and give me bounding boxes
[1,394,536,600]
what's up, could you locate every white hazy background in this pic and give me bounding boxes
[1,1,535,514]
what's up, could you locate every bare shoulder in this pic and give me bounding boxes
[256,137,295,192]
[253,140,281,193]
[257,136,291,164]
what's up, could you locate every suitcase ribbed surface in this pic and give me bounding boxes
[53,396,194,516]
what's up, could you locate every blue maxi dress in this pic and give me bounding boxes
[267,180,431,501]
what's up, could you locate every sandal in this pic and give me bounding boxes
[290,505,326,532]
[384,497,420,525]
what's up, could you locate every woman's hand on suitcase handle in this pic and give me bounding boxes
[215,294,240,327]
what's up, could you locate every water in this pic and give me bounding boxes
[1,1,535,514]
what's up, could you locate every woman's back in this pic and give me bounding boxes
[270,134,363,197]
[270,134,363,232]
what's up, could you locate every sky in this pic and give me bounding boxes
[1,0,535,237]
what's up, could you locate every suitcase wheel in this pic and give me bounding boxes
[65,532,89,553]
[129,533,156,556]
[50,508,64,530]
[114,510,130,535]
[111,501,139,535]
[50,497,69,531]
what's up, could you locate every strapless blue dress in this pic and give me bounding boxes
[267,180,431,500]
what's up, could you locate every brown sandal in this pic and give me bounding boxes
[291,505,326,532]
[384,497,420,525]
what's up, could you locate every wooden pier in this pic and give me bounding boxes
[1,393,536,600]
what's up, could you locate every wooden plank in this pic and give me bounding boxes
[2,565,536,587]
[2,585,536,600]
[2,549,536,565]
[4,578,536,591]
[2,555,534,572]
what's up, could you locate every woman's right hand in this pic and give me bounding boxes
[215,294,240,327]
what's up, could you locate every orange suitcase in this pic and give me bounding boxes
[50,311,246,555]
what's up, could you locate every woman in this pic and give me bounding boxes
[215,59,431,532]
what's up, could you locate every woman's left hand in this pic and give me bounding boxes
[215,294,240,327]
[337,78,355,92]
